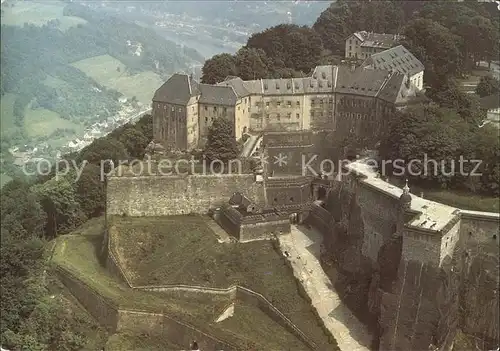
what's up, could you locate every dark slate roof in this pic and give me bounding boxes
[334,66,393,97]
[480,94,500,110]
[198,84,237,106]
[217,77,250,98]
[153,73,199,105]
[352,31,404,49]
[363,45,424,77]
[378,72,407,104]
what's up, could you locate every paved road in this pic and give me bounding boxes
[278,225,372,351]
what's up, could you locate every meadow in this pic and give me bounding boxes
[72,55,164,105]
[1,1,87,31]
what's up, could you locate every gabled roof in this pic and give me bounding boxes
[350,31,404,49]
[334,66,394,97]
[152,73,199,104]
[198,84,237,106]
[362,45,424,78]
[217,77,250,98]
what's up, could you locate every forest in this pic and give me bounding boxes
[0,2,203,153]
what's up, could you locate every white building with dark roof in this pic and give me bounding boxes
[362,45,425,91]
[345,31,404,60]
[152,65,418,150]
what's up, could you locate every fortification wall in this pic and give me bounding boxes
[309,170,500,350]
[116,310,235,350]
[55,266,119,331]
[106,174,264,217]
[356,181,399,263]
[240,219,290,242]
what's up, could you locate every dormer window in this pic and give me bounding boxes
[295,83,300,89]
[276,83,280,89]
[287,82,291,89]
[319,81,323,88]
[327,81,332,87]
[322,72,326,79]
[264,83,268,90]
[310,81,314,88]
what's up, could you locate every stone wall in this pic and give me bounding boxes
[309,172,500,350]
[55,266,120,332]
[116,310,236,350]
[106,174,265,217]
[218,205,291,242]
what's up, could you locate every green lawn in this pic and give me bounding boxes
[53,217,314,349]
[109,215,333,348]
[23,107,83,138]
[1,1,87,31]
[71,54,164,104]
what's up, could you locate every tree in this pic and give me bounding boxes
[203,117,239,167]
[78,137,128,168]
[246,24,323,73]
[75,164,105,218]
[32,176,86,237]
[402,19,462,88]
[201,53,237,84]
[379,104,469,188]
[428,79,483,124]
[234,47,269,80]
[475,75,500,98]
[135,113,153,141]
[117,126,149,159]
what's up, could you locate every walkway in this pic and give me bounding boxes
[278,225,372,351]
[239,134,260,158]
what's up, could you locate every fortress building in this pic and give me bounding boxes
[345,31,405,60]
[152,64,419,151]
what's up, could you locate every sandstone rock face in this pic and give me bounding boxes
[315,181,499,351]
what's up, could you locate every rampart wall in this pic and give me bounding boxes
[310,168,500,350]
[106,174,265,217]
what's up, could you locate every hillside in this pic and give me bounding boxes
[0,1,203,167]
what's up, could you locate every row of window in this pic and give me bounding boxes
[340,99,373,108]
[338,112,373,120]
[265,113,301,120]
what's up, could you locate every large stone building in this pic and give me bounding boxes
[362,45,425,91]
[152,64,418,150]
[345,31,404,60]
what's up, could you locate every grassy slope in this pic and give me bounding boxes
[0,93,18,135]
[53,217,313,349]
[71,54,164,105]
[110,215,332,347]
[1,1,87,31]
[23,107,83,138]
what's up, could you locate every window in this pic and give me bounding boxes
[296,113,300,119]
[192,106,195,112]
[163,105,166,110]
[287,113,291,119]
[277,113,281,120]
[349,52,352,58]
[171,106,175,111]
[178,108,182,112]
[320,99,323,105]
[287,101,292,107]
[349,45,352,51]
[266,102,270,108]
[244,98,247,104]
[238,106,240,110]
[224,107,227,113]
[214,106,217,111]
[311,99,315,106]
[266,114,270,119]
[349,39,352,44]
[205,117,208,123]
[277,101,281,106]
[296,101,300,107]
[204,106,207,111]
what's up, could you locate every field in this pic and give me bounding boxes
[23,107,83,138]
[53,217,314,349]
[72,55,164,105]
[109,215,333,348]
[1,1,87,31]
